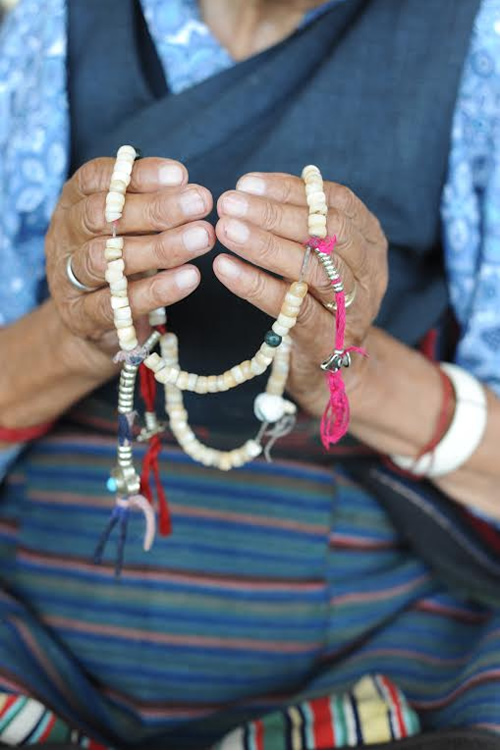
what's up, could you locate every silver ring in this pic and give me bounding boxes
[323,285,357,312]
[66,255,96,293]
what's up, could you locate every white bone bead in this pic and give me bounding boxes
[168,405,187,421]
[272,322,289,337]
[254,393,287,423]
[149,308,167,326]
[106,191,125,207]
[114,306,132,322]
[218,453,233,472]
[254,351,272,368]
[107,236,124,249]
[105,246,123,262]
[111,295,130,311]
[217,374,229,391]
[230,365,246,385]
[117,326,137,342]
[259,342,276,359]
[207,376,218,393]
[107,258,125,274]
[105,267,124,284]
[120,337,139,352]
[115,317,133,330]
[290,282,308,298]
[307,189,326,204]
[144,353,164,372]
[109,281,128,297]
[109,180,127,195]
[277,313,296,329]
[176,372,190,390]
[106,211,122,223]
[195,376,209,394]
[114,159,134,176]
[163,332,178,350]
[246,440,262,459]
[302,165,321,179]
[250,358,267,376]
[117,145,137,159]
[187,373,198,391]
[111,171,131,187]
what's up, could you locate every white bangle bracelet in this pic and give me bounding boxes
[390,362,487,478]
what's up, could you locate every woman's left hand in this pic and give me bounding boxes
[214,172,389,416]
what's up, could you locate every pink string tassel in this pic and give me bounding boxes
[308,236,366,449]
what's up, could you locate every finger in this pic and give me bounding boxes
[68,184,213,241]
[70,221,215,289]
[80,265,201,335]
[213,253,335,362]
[235,173,383,243]
[215,215,357,303]
[61,157,189,209]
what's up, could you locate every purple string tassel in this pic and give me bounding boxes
[118,413,134,445]
[94,504,130,577]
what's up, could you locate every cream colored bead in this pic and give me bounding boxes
[111,171,131,187]
[168,404,187,421]
[230,364,246,385]
[254,351,272,368]
[120,336,139,352]
[187,373,198,391]
[250,358,267,376]
[111,295,129,311]
[115,317,133,330]
[281,302,300,318]
[109,180,127,195]
[176,371,190,390]
[290,282,308,298]
[230,449,246,468]
[106,210,122,223]
[195,376,209,394]
[166,391,183,407]
[266,378,283,396]
[107,258,125,274]
[105,246,123,262]
[106,237,124,250]
[246,440,262,459]
[114,305,132,322]
[144,353,164,372]
[163,332,178,350]
[114,159,133,176]
[259,342,276,359]
[272,322,289,337]
[241,360,252,380]
[302,165,321,179]
[217,374,229,391]
[117,145,137,159]
[110,285,128,298]
[149,308,166,326]
[223,370,237,389]
[218,453,233,472]
[307,189,326,204]
[117,325,137,343]
[284,291,303,308]
[106,192,126,207]
[207,375,218,393]
[306,181,322,195]
[277,312,296,329]
[105,267,124,285]
[309,213,327,227]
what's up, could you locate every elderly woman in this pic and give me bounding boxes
[0,0,499,748]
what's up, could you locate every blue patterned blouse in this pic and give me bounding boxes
[0,0,500,480]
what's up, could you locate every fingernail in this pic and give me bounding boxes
[183,226,210,253]
[159,163,185,186]
[175,267,199,291]
[225,218,250,244]
[217,255,240,280]
[221,193,248,217]
[179,188,207,216]
[237,175,266,196]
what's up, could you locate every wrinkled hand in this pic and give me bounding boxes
[45,156,215,371]
[214,172,388,415]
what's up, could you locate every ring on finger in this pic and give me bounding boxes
[323,284,357,312]
[66,254,98,293]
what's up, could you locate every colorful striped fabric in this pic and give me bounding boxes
[0,674,420,749]
[0,424,499,747]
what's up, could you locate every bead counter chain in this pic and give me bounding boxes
[97,149,355,570]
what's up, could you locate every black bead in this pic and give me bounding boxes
[265,330,282,348]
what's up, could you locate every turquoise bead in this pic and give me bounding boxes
[106,477,117,493]
[264,330,282,348]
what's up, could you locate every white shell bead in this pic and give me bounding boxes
[111,296,130,311]
[272,322,289,337]
[254,393,287,423]
[115,317,134,329]
[105,267,124,284]
[277,313,296,329]
[107,258,125,274]
[114,159,133,176]
[105,246,123,262]
[231,365,246,384]
[106,237,124,250]
[106,211,122,223]
[117,145,137,159]
[111,171,131,187]
[144,353,164,372]
[114,306,132,322]
[109,180,127,194]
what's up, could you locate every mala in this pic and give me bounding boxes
[97,148,357,573]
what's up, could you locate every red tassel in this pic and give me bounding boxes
[139,362,172,536]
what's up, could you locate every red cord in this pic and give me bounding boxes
[139,362,172,536]
[0,421,55,443]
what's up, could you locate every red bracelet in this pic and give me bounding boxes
[384,367,455,479]
[0,421,55,443]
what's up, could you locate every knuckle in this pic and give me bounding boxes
[256,229,280,265]
[298,291,316,329]
[262,199,283,232]
[81,193,105,235]
[83,238,105,282]
[146,193,173,231]
[152,233,171,267]
[76,158,107,196]
[245,269,267,303]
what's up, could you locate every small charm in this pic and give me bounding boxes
[321,350,352,373]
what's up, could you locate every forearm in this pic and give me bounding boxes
[347,327,499,521]
[0,298,117,439]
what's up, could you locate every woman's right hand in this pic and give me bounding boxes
[45,156,215,372]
